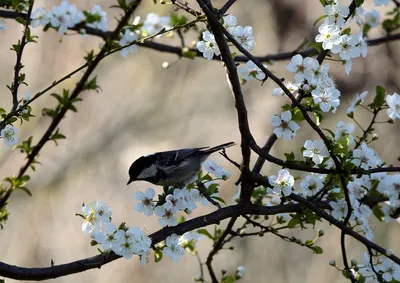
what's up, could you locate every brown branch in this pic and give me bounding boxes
[0,0,143,209]
[206,217,238,283]
[196,0,253,203]
[9,1,34,113]
[219,0,237,15]
[1,9,399,64]
[0,203,302,281]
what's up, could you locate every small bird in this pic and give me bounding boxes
[127,142,235,187]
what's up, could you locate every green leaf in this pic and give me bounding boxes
[341,27,351,35]
[197,228,214,240]
[18,186,32,196]
[313,14,328,26]
[305,240,314,246]
[154,249,163,262]
[15,17,25,24]
[221,275,235,283]
[284,152,295,162]
[313,111,324,125]
[372,205,384,221]
[319,0,327,6]
[373,85,386,109]
[354,0,364,7]
[287,217,299,228]
[211,196,227,205]
[181,47,197,59]
[312,246,323,254]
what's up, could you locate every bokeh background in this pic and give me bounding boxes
[1,0,400,282]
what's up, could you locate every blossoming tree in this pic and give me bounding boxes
[1,0,400,282]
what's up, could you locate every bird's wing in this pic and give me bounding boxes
[157,147,208,166]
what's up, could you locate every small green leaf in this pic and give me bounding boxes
[313,111,324,125]
[287,217,299,228]
[197,228,214,240]
[15,17,25,24]
[154,249,163,262]
[373,85,386,109]
[312,246,323,254]
[313,14,328,26]
[211,196,227,205]
[372,205,384,221]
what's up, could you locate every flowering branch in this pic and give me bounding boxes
[0,0,143,210]
[9,1,35,113]
[1,9,400,64]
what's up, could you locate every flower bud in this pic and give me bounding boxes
[318,229,324,237]
[329,260,336,266]
[351,259,358,266]
[386,249,393,256]
[162,62,170,69]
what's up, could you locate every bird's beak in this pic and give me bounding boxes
[127,179,133,185]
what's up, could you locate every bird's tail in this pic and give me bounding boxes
[204,142,235,153]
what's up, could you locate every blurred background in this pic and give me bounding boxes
[1,0,400,282]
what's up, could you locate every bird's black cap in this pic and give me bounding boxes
[127,154,158,185]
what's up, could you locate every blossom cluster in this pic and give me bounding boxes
[196,14,265,82]
[197,14,255,61]
[313,0,393,76]
[30,1,107,34]
[135,159,230,227]
[81,159,231,264]
[81,201,151,263]
[28,2,173,58]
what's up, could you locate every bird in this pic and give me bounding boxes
[127,142,235,187]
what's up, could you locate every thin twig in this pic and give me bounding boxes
[10,1,35,113]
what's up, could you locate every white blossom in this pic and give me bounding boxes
[333,121,354,144]
[364,9,380,28]
[331,34,360,60]
[386,92,400,120]
[285,55,315,83]
[299,174,324,197]
[270,111,300,140]
[0,19,5,31]
[351,143,382,170]
[222,15,237,33]
[315,23,341,50]
[329,198,348,220]
[202,159,231,179]
[232,26,255,50]
[303,140,329,165]
[272,82,300,97]
[374,0,389,6]
[142,13,171,36]
[154,201,178,227]
[164,234,184,262]
[1,125,18,147]
[85,5,108,32]
[135,188,155,216]
[30,7,50,27]
[312,86,341,112]
[324,2,349,28]
[81,201,112,235]
[119,29,139,57]
[236,266,245,278]
[197,31,221,60]
[238,60,265,81]
[346,91,368,115]
[48,1,85,34]
[268,169,295,196]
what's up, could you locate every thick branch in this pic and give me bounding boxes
[0,203,302,281]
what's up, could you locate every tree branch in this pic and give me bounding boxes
[0,0,143,210]
[9,1,34,113]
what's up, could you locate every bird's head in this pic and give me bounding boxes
[127,154,158,185]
